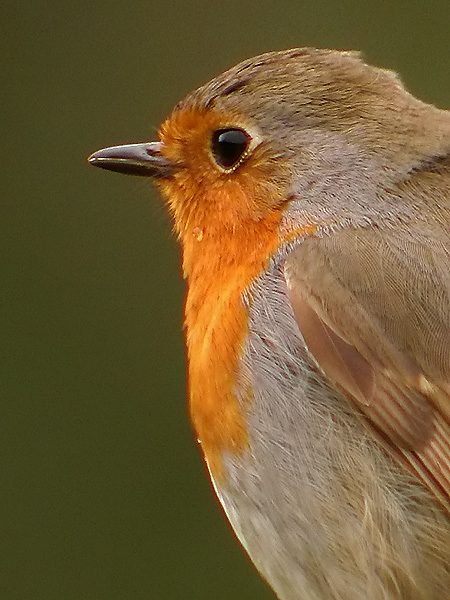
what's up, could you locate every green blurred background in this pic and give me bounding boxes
[2,2,448,598]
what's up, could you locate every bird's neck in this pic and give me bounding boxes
[181,213,279,477]
[181,212,316,477]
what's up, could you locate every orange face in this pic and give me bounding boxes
[157,107,290,243]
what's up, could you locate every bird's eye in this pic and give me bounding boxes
[211,128,251,170]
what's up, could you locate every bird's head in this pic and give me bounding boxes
[89,48,439,274]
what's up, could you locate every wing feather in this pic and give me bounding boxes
[285,223,449,510]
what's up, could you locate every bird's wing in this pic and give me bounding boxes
[284,222,450,510]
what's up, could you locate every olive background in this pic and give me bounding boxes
[2,2,449,599]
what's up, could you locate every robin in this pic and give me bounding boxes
[89,48,449,599]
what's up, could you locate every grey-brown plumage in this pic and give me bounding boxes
[211,49,450,599]
[89,48,450,599]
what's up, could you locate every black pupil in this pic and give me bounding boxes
[211,128,250,169]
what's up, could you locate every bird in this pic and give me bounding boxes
[88,48,449,599]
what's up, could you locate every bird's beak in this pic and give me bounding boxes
[87,142,175,178]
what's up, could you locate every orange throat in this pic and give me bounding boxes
[182,212,282,478]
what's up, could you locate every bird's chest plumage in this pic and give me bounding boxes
[205,263,448,600]
[207,264,352,599]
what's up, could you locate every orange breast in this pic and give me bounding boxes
[183,212,281,478]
